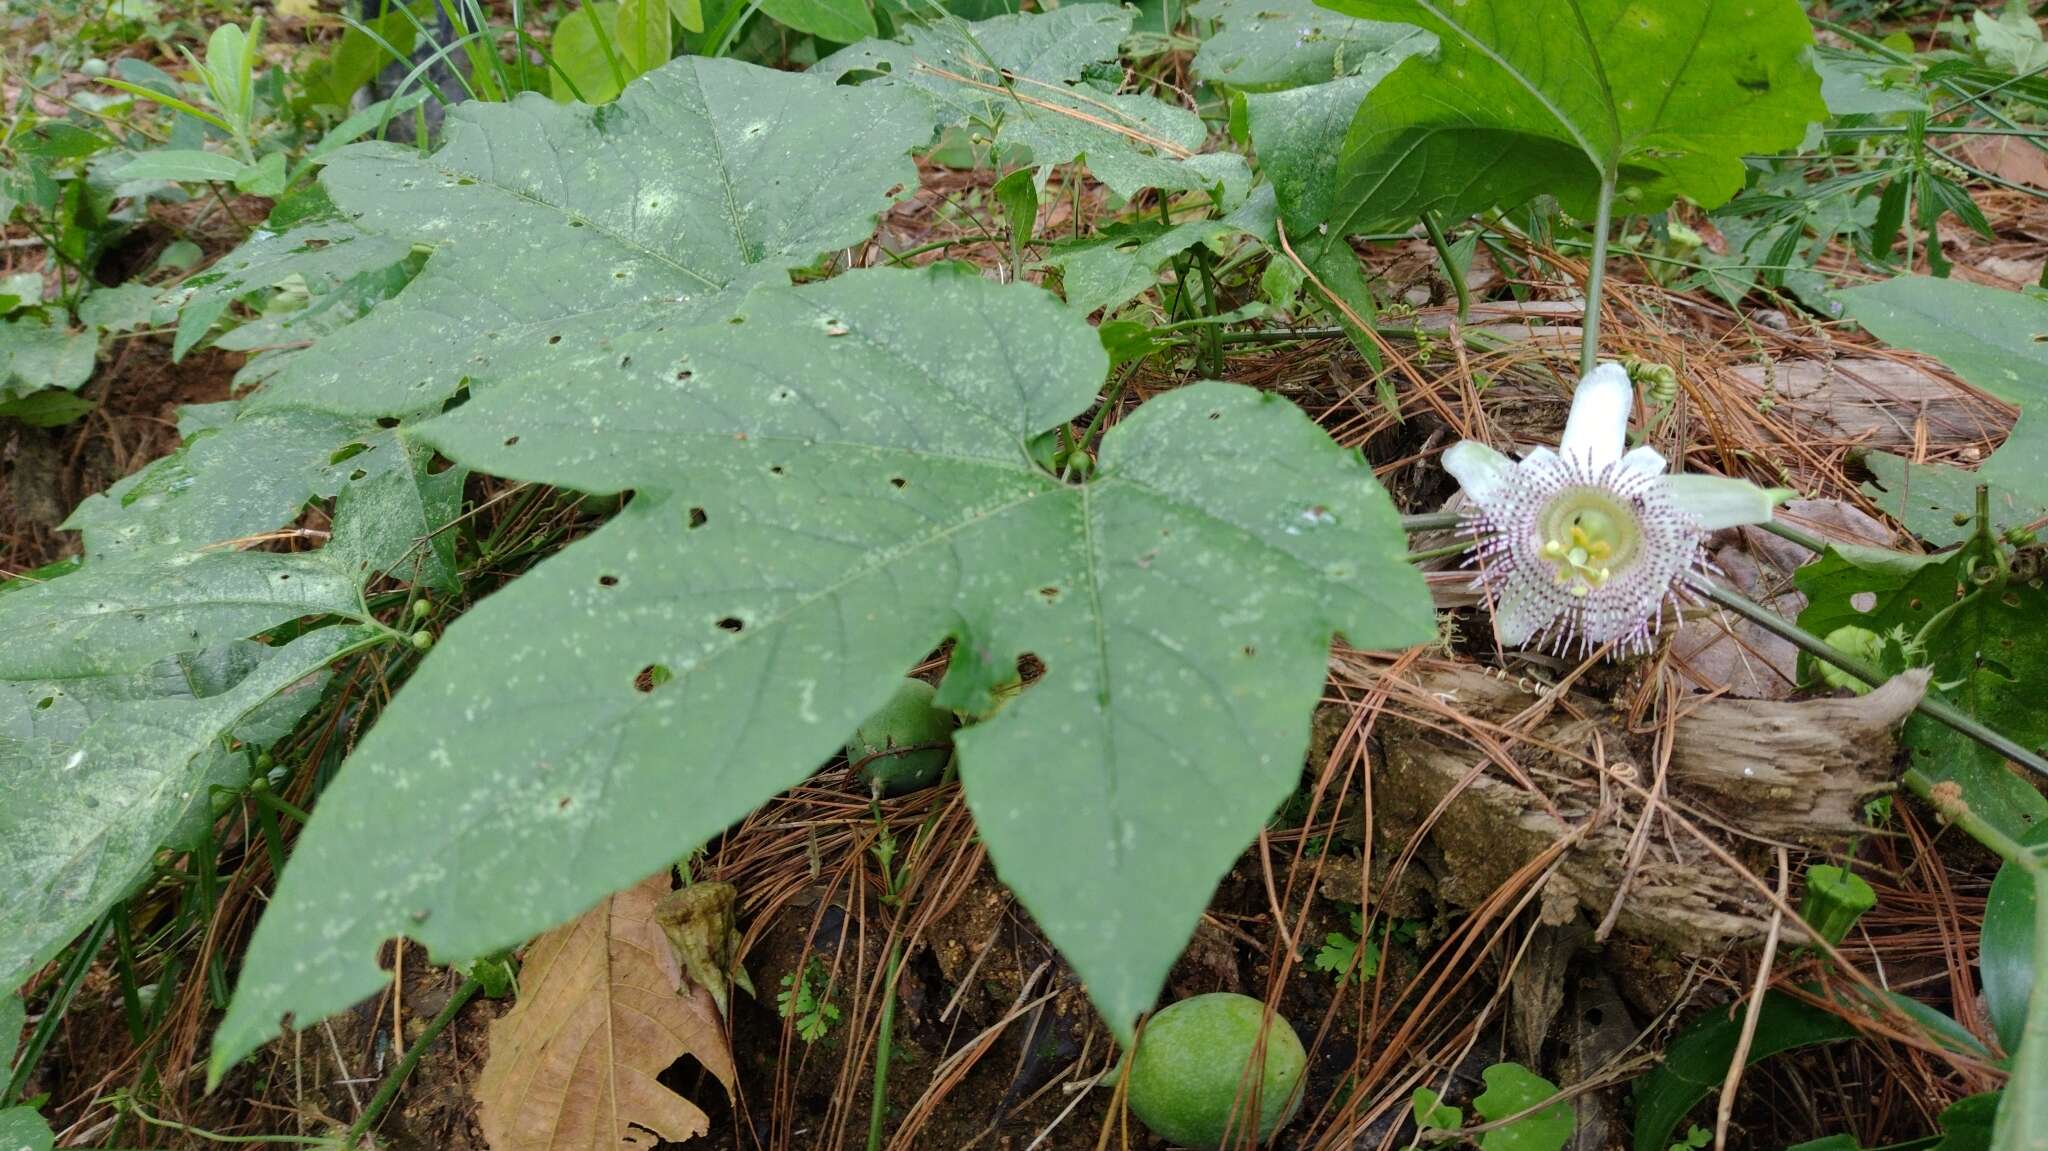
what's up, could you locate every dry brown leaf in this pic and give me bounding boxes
[476,874,736,1151]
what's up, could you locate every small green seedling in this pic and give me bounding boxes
[1312,911,1381,986]
[1471,1063,1572,1151]
[1411,1086,1462,1132]
[777,958,840,1043]
[1125,993,1307,1150]
[1669,1124,1713,1151]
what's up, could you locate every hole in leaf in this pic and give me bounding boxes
[688,507,708,528]
[634,664,672,692]
[619,355,633,369]
[676,369,693,382]
[889,476,907,489]
[1208,410,1222,421]
[769,465,785,476]
[599,575,620,587]
[1241,644,1256,657]
[1038,586,1060,603]
[503,435,521,447]
[716,617,744,634]
[1850,592,1876,612]
[349,468,367,482]
[329,442,371,465]
[547,334,562,345]
[456,176,475,186]
[375,416,402,429]
[35,696,53,710]
[659,1054,734,1131]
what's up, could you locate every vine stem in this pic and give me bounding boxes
[1421,211,1470,323]
[344,976,481,1149]
[1399,511,1465,532]
[1581,173,1617,377]
[1911,768,2048,1151]
[1690,576,2048,782]
[867,941,902,1151]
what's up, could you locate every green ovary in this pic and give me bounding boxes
[1536,489,1639,597]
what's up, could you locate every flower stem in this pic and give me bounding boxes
[1692,576,2048,782]
[1581,173,1617,377]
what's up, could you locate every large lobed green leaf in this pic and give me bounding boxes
[818,8,1251,201]
[211,265,1435,1074]
[0,313,95,402]
[1309,0,1826,234]
[1189,0,1431,93]
[72,56,931,575]
[1796,542,2048,846]
[0,619,376,992]
[1835,276,2048,544]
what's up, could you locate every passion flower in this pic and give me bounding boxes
[1443,363,1788,656]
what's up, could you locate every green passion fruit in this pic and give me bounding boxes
[845,678,955,797]
[1126,993,1307,1149]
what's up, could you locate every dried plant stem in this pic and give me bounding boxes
[1714,847,1789,1151]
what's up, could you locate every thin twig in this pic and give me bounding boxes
[1715,846,1790,1151]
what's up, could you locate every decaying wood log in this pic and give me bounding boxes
[1363,664,1928,951]
[1727,358,2009,453]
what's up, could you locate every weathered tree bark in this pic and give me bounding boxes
[1362,665,1928,951]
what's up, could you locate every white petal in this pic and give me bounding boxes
[1443,440,1517,506]
[1491,583,1550,648]
[1617,444,1666,479]
[1559,362,1634,472]
[1661,475,1790,530]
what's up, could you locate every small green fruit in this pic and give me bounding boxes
[846,678,954,797]
[1126,993,1307,1150]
